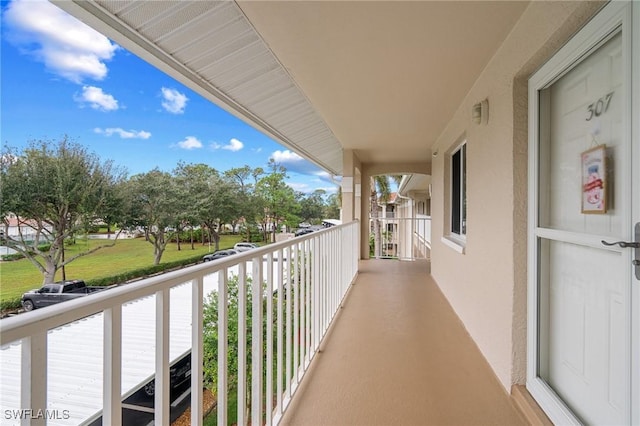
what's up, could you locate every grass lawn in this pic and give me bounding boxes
[0,235,244,301]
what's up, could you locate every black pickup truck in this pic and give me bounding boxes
[21,280,112,311]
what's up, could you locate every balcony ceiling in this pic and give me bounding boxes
[53,1,529,176]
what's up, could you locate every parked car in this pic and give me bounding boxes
[142,353,191,397]
[202,249,238,262]
[295,228,315,237]
[233,242,259,252]
[21,280,113,311]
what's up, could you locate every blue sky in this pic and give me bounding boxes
[0,0,338,194]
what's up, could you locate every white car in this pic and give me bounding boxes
[233,242,259,252]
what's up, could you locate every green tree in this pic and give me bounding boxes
[98,178,129,239]
[125,169,180,265]
[370,175,402,257]
[0,137,125,283]
[225,166,264,242]
[324,192,341,220]
[256,161,298,241]
[299,189,327,224]
[174,162,215,250]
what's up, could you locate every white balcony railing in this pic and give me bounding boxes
[369,216,431,260]
[0,221,359,426]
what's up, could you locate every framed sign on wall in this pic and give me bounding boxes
[581,144,607,214]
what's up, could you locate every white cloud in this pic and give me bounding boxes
[4,0,118,83]
[177,136,202,150]
[287,181,337,194]
[210,138,244,152]
[161,87,188,114]
[315,186,339,193]
[288,182,311,193]
[75,86,119,111]
[315,171,339,184]
[224,138,244,152]
[270,150,319,175]
[271,149,303,164]
[94,127,151,139]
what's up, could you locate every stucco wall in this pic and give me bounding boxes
[430,1,604,391]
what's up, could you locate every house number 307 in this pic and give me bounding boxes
[586,92,614,121]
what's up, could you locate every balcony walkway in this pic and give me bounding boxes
[281,259,525,426]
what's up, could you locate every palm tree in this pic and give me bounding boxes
[370,175,402,257]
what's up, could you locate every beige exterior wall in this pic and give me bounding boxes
[430,1,604,391]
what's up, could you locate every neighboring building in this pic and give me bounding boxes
[1,214,52,241]
[0,214,54,255]
[373,183,432,260]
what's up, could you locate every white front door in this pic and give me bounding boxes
[527,2,639,424]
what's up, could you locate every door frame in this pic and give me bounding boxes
[526,1,638,424]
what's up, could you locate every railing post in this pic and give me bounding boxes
[155,288,170,426]
[191,277,204,426]
[218,269,229,426]
[293,243,299,384]
[251,257,263,426]
[276,249,284,417]
[103,306,122,426]
[285,246,292,399]
[300,242,306,369]
[238,262,247,426]
[305,239,311,367]
[21,332,47,426]
[313,235,320,349]
[266,253,274,425]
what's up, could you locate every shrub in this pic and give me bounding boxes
[1,243,52,261]
[86,253,205,287]
[1,253,26,262]
[1,254,207,314]
[1,298,22,311]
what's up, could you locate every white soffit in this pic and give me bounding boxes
[52,0,343,175]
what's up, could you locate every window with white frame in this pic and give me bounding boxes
[450,143,466,237]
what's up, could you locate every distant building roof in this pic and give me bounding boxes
[377,192,398,205]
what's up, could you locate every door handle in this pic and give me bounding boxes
[605,223,640,280]
[601,240,640,249]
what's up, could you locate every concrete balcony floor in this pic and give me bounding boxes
[281,259,525,426]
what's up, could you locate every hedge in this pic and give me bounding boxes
[1,243,52,261]
[0,253,206,313]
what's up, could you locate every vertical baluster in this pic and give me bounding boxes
[330,231,334,315]
[21,332,47,426]
[191,277,204,426]
[313,236,319,352]
[286,246,292,399]
[306,240,313,362]
[341,231,344,295]
[266,253,274,425]
[155,288,170,426]
[293,243,299,384]
[218,269,228,426]
[318,234,323,341]
[104,305,122,426]
[238,263,247,426]
[329,232,332,328]
[300,242,306,369]
[251,257,263,426]
[323,232,328,335]
[276,249,284,417]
